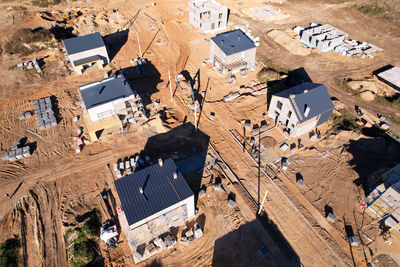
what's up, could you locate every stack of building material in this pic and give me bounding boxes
[33,97,57,130]
[162,234,176,248]
[17,111,32,120]
[350,236,359,246]
[326,212,336,223]
[194,222,203,238]
[1,140,31,161]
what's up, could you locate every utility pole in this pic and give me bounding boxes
[136,31,142,58]
[194,101,198,131]
[168,70,173,98]
[258,189,268,214]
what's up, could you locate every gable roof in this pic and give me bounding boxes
[62,32,106,55]
[211,29,256,56]
[79,74,134,109]
[274,82,334,123]
[114,158,194,226]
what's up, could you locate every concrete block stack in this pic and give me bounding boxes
[33,97,57,130]
[1,140,31,161]
[17,111,32,120]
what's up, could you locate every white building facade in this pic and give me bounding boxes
[268,83,334,137]
[189,0,228,33]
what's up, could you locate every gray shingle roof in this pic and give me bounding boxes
[79,74,134,109]
[211,29,256,56]
[114,158,194,226]
[275,83,334,123]
[62,32,105,55]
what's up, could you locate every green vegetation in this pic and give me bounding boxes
[330,109,362,133]
[334,78,359,96]
[355,1,400,28]
[66,209,101,267]
[10,6,27,11]
[330,109,387,137]
[256,52,289,73]
[357,4,385,17]
[70,230,98,267]
[3,28,53,56]
[31,0,62,7]
[256,53,289,83]
[374,94,400,109]
[0,238,21,267]
[257,68,283,83]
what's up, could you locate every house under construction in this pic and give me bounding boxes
[115,158,195,262]
[210,29,256,75]
[188,0,228,33]
[62,32,109,74]
[79,73,147,141]
[367,164,400,231]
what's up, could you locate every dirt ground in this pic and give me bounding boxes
[0,0,400,266]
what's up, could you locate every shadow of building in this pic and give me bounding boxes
[118,59,162,106]
[104,30,129,62]
[347,136,400,194]
[137,122,210,195]
[212,218,300,267]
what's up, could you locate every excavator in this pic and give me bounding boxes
[40,10,81,26]
[62,10,81,24]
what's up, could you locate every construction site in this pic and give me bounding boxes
[0,0,400,266]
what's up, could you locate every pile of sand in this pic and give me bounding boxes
[360,90,376,101]
[74,11,125,36]
[267,29,310,56]
[347,80,393,97]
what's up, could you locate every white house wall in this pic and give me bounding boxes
[86,94,137,122]
[268,96,299,132]
[210,41,257,67]
[189,0,228,33]
[68,46,109,70]
[87,102,115,121]
[293,117,318,137]
[129,195,195,230]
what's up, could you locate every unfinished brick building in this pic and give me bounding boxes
[188,0,228,33]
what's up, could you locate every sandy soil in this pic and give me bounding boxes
[0,0,399,266]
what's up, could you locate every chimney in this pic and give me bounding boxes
[173,173,178,179]
[237,35,241,42]
[304,89,308,93]
[139,187,143,194]
[220,40,224,46]
[158,158,163,167]
[289,94,295,98]
[304,105,310,117]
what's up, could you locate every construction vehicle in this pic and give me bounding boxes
[39,10,81,25]
[63,10,81,24]
[175,73,200,111]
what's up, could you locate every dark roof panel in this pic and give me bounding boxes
[73,55,102,66]
[114,158,194,226]
[79,74,134,109]
[63,32,105,55]
[211,29,256,56]
[275,83,334,123]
